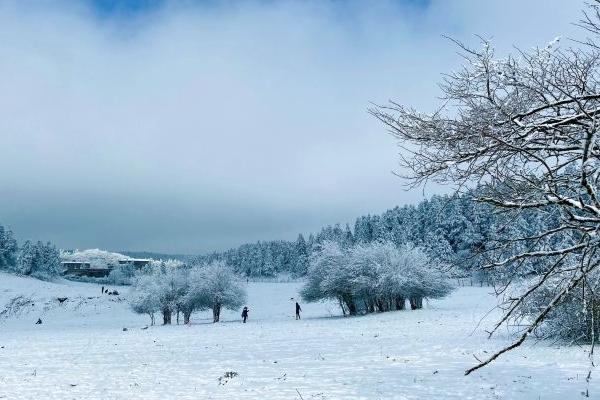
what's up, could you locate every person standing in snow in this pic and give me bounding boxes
[241,306,249,323]
[295,302,302,320]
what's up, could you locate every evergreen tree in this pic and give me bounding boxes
[15,241,61,280]
[0,224,18,269]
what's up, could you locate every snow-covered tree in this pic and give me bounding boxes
[15,241,61,280]
[185,261,246,323]
[370,2,600,373]
[129,274,161,325]
[137,262,187,325]
[302,241,453,316]
[352,242,453,311]
[293,234,309,276]
[397,244,454,309]
[301,241,358,315]
[130,259,246,325]
[0,224,18,270]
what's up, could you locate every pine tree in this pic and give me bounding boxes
[0,224,18,269]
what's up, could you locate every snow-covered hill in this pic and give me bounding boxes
[0,273,596,399]
[0,273,142,331]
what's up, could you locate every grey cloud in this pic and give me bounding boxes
[0,0,583,253]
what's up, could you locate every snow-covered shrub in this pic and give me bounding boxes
[15,241,61,280]
[302,241,453,315]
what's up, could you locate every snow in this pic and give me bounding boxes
[0,272,597,399]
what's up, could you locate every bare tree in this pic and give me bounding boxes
[371,2,600,375]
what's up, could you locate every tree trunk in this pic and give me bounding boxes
[338,297,347,316]
[162,308,172,324]
[409,296,423,310]
[343,295,357,316]
[149,313,155,326]
[183,310,192,325]
[348,302,357,316]
[368,301,375,314]
[213,303,221,323]
[395,296,405,310]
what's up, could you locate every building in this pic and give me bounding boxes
[61,261,113,278]
[62,258,152,278]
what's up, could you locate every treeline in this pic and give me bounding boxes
[194,193,526,279]
[0,225,61,280]
[0,191,557,283]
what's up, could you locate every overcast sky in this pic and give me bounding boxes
[0,0,584,254]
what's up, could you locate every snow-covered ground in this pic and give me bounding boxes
[0,272,596,399]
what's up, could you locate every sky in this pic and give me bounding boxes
[0,0,584,254]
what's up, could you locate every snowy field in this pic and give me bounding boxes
[0,272,597,399]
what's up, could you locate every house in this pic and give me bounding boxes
[61,261,113,278]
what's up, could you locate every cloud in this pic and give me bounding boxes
[0,0,583,253]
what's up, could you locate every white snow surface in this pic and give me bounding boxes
[0,272,597,399]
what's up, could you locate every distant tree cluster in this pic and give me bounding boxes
[195,237,310,277]
[106,258,185,286]
[15,241,61,280]
[301,241,453,315]
[106,263,137,285]
[0,225,18,269]
[196,193,555,282]
[129,260,246,325]
[0,223,61,280]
